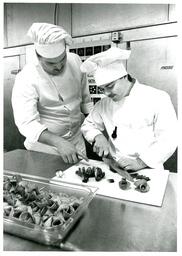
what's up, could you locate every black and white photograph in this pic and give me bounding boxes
[2,0,180,253]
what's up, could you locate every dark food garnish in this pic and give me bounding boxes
[134,179,150,193]
[119,178,131,190]
[130,173,150,181]
[107,179,115,183]
[75,166,105,183]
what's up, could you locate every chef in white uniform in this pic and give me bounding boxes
[12,23,93,164]
[80,47,178,170]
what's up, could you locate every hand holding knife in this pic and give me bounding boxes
[103,156,134,182]
[77,150,90,163]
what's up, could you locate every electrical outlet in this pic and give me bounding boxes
[111,32,122,43]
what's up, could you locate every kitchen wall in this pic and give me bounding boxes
[71,4,174,36]
[4,3,175,47]
[4,3,71,47]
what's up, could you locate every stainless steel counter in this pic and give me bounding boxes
[4,149,177,251]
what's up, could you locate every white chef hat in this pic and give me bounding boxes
[27,23,73,58]
[80,47,131,86]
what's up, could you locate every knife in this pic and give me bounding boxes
[103,157,134,182]
[77,151,89,162]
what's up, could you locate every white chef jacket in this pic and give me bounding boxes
[81,80,178,169]
[12,52,93,155]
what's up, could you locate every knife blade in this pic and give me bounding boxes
[103,157,134,182]
[77,151,89,162]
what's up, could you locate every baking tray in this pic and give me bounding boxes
[3,170,98,247]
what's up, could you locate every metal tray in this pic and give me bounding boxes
[3,170,98,247]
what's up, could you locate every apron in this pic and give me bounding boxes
[24,55,86,155]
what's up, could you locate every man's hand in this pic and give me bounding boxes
[56,139,86,164]
[93,134,110,157]
[117,156,147,171]
[38,130,87,164]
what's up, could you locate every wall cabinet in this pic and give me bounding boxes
[4,3,71,47]
[127,36,177,113]
[71,4,175,37]
[4,3,176,47]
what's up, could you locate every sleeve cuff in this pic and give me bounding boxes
[81,102,94,114]
[138,152,163,169]
[82,128,103,144]
[21,122,47,143]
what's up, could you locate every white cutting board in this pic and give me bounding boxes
[52,159,169,207]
